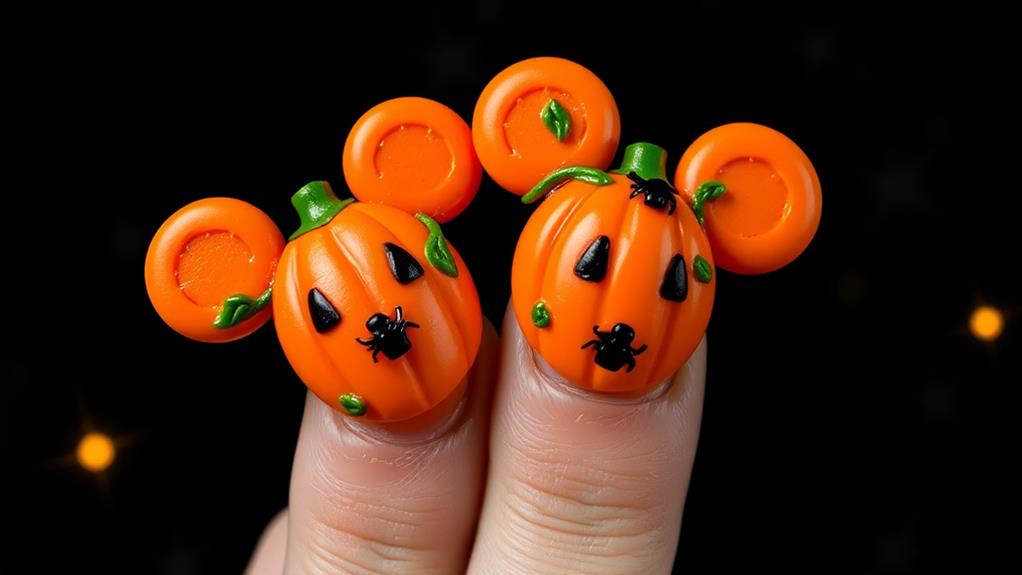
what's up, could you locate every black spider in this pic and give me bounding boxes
[581,323,648,373]
[356,305,420,363]
[627,171,680,215]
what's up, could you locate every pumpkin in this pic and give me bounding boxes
[511,143,715,394]
[273,182,482,422]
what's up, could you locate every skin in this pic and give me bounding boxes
[245,302,706,574]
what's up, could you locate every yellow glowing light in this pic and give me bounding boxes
[77,432,115,472]
[970,306,1004,341]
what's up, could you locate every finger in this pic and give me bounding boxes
[245,510,288,575]
[468,305,706,574]
[285,321,498,575]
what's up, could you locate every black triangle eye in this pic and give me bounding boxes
[308,288,341,333]
[575,235,610,282]
[384,242,424,284]
[659,254,688,302]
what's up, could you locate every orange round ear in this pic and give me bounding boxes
[342,97,481,223]
[144,198,285,342]
[472,57,620,196]
[674,123,822,275]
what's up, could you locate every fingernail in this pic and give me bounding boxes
[276,182,484,424]
[510,144,715,396]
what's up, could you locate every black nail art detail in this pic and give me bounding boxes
[574,235,610,282]
[384,242,424,284]
[356,306,420,363]
[659,254,688,302]
[581,323,648,373]
[627,172,680,215]
[308,288,341,333]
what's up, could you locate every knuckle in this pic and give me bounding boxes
[291,491,450,575]
[495,449,671,571]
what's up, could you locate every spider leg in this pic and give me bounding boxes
[629,188,642,198]
[592,325,604,336]
[355,337,374,346]
[405,321,420,329]
[581,339,599,349]
[394,305,404,321]
[632,344,648,355]
[625,355,636,373]
[371,348,380,363]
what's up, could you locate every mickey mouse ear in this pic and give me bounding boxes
[144,198,284,342]
[674,123,822,275]
[472,57,620,196]
[343,97,481,223]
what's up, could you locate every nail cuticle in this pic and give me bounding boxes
[334,381,474,447]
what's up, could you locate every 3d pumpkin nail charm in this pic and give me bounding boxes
[145,98,483,422]
[474,58,822,394]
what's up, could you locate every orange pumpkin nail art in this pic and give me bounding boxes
[273,182,481,422]
[146,98,482,422]
[510,143,714,393]
[475,60,822,394]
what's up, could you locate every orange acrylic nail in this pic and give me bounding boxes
[273,182,482,422]
[478,59,823,394]
[146,96,484,422]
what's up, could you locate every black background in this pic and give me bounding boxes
[5,2,1020,573]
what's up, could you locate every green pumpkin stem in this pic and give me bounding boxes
[612,142,670,182]
[289,181,355,240]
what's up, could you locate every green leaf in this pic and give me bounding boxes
[540,98,571,142]
[414,213,458,277]
[522,166,614,204]
[213,287,273,329]
[338,393,367,417]
[531,300,551,328]
[693,255,713,283]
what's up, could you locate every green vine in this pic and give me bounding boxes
[691,180,727,226]
[213,287,273,329]
[522,166,614,204]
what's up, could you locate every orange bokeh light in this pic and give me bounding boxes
[970,306,1004,342]
[77,432,115,472]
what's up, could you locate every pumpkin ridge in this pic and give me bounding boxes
[329,213,433,412]
[289,240,354,399]
[535,183,604,361]
[355,207,469,373]
[645,206,685,384]
[587,177,640,390]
